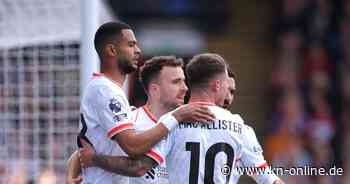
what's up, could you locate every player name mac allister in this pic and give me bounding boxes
[179,120,242,134]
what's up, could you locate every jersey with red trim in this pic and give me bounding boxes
[228,124,280,184]
[80,74,134,184]
[147,105,280,184]
[238,124,280,184]
[129,106,169,184]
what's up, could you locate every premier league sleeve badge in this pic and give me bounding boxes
[109,98,122,114]
[109,98,128,122]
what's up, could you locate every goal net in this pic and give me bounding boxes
[0,0,113,183]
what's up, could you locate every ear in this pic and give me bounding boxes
[105,44,117,57]
[149,83,158,91]
[210,80,221,93]
[148,83,160,97]
[215,80,222,92]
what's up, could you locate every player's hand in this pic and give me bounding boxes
[172,103,215,123]
[66,150,82,184]
[79,138,96,168]
[67,175,83,184]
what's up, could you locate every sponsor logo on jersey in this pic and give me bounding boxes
[113,113,127,122]
[145,168,156,180]
[144,166,168,180]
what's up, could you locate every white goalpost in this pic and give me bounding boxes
[0,0,113,183]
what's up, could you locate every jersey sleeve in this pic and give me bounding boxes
[145,130,174,165]
[95,85,134,139]
[240,125,280,184]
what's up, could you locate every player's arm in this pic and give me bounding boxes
[239,125,284,184]
[94,87,214,158]
[79,138,156,177]
[66,150,83,184]
[113,103,215,157]
[92,155,155,177]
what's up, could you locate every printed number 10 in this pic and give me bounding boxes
[186,142,235,183]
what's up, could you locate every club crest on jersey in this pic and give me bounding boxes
[109,98,122,114]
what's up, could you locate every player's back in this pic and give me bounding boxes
[165,105,244,184]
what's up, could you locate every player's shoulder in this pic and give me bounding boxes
[240,124,259,141]
[88,75,109,87]
[243,124,255,134]
[240,124,263,152]
[86,78,124,97]
[208,105,230,115]
[82,80,129,112]
[208,106,245,124]
[89,77,123,92]
[231,114,245,124]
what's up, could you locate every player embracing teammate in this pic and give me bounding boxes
[67,21,284,184]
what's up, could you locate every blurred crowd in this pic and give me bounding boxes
[264,0,349,183]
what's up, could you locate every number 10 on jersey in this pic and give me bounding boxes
[186,142,235,183]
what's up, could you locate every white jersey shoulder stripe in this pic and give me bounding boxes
[107,122,135,138]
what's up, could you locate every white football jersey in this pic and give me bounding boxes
[79,73,134,184]
[237,124,280,184]
[147,104,279,184]
[129,106,169,184]
[230,158,242,183]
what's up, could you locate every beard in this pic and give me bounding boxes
[161,97,180,111]
[117,56,137,74]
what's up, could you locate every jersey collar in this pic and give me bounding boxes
[142,105,158,123]
[188,101,216,106]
